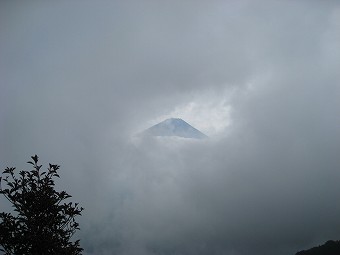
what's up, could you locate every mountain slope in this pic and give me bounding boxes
[144,118,208,139]
[295,240,340,255]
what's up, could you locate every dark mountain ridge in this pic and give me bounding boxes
[295,240,340,255]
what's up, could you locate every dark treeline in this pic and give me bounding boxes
[295,240,340,255]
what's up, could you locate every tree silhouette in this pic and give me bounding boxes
[0,155,84,255]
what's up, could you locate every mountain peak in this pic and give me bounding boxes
[144,118,208,139]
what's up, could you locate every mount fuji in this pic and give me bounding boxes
[144,118,208,139]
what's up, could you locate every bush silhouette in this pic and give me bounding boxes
[0,155,83,255]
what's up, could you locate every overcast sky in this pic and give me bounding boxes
[1,1,340,255]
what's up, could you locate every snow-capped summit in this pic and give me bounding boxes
[144,118,208,139]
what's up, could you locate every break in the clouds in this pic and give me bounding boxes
[140,90,232,137]
[1,1,340,255]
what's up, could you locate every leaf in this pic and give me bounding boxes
[31,154,38,163]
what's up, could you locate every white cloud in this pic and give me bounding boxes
[1,1,340,255]
[144,90,232,137]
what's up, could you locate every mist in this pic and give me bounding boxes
[1,1,340,254]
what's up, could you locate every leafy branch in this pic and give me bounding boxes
[0,155,84,255]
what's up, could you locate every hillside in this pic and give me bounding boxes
[295,240,340,255]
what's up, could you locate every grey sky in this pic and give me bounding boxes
[1,1,340,255]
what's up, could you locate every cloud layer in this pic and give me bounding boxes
[1,1,340,255]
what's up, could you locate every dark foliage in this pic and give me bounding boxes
[0,155,84,255]
[295,240,340,255]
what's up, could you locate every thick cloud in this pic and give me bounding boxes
[1,1,340,255]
